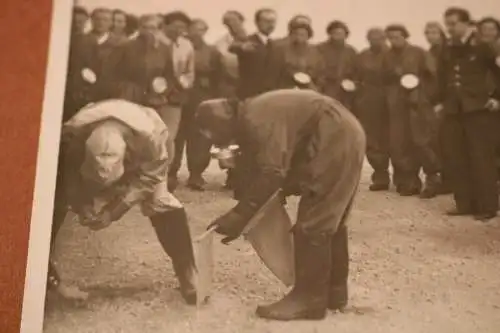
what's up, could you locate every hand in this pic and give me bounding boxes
[485,98,500,111]
[179,75,190,89]
[87,210,113,231]
[241,41,256,52]
[207,210,247,245]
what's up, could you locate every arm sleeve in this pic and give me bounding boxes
[232,122,288,218]
[485,44,500,100]
[120,130,169,208]
[183,43,196,89]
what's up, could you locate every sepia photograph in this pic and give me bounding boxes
[20,0,500,332]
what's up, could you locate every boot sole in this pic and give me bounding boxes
[255,307,327,321]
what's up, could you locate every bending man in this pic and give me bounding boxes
[47,99,197,305]
[195,89,366,321]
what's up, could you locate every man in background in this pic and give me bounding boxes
[228,8,286,100]
[170,19,222,190]
[437,7,500,220]
[159,11,195,190]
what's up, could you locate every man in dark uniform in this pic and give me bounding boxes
[317,21,358,111]
[383,24,441,197]
[228,8,286,99]
[436,7,500,221]
[355,28,391,191]
[63,6,94,122]
[195,90,366,321]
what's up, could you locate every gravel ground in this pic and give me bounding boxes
[44,161,500,333]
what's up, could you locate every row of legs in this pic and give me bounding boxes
[364,109,498,217]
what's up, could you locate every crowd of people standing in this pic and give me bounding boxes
[63,5,500,221]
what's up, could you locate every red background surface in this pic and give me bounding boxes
[0,0,53,331]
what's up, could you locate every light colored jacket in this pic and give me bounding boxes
[157,33,195,89]
[61,100,169,210]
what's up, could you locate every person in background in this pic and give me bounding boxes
[85,8,123,102]
[276,15,312,47]
[215,11,244,99]
[425,22,447,60]
[424,21,451,195]
[214,10,245,190]
[355,28,391,191]
[436,7,500,220]
[195,89,365,321]
[72,6,89,36]
[111,9,129,44]
[47,100,198,305]
[159,11,195,191]
[63,6,94,122]
[317,21,358,111]
[384,24,441,198]
[170,19,222,191]
[477,17,500,191]
[114,14,182,180]
[281,19,325,90]
[477,17,500,45]
[228,8,286,100]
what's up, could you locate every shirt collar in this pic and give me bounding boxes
[460,29,474,44]
[256,32,269,44]
[96,32,110,45]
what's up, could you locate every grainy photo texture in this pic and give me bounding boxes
[21,0,500,332]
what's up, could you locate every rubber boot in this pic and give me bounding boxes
[328,225,349,311]
[420,173,440,199]
[255,228,331,321]
[150,208,198,305]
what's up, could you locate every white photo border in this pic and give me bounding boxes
[20,1,74,332]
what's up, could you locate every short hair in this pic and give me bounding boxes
[190,18,209,30]
[424,21,446,40]
[163,11,191,26]
[444,7,471,23]
[139,14,162,27]
[478,16,500,33]
[73,6,89,17]
[254,8,276,23]
[326,20,350,36]
[290,14,312,25]
[113,9,127,18]
[366,27,385,39]
[91,7,112,18]
[288,21,313,38]
[222,10,245,25]
[385,24,410,38]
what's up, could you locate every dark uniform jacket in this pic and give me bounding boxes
[229,33,286,99]
[436,34,500,114]
[113,36,184,108]
[282,43,326,91]
[189,41,222,105]
[316,41,358,107]
[86,33,123,102]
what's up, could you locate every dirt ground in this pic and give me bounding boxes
[43,161,500,333]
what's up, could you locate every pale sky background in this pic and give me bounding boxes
[76,0,500,48]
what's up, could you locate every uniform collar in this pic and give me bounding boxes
[96,32,110,45]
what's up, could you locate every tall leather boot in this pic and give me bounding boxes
[255,228,331,321]
[150,208,198,305]
[328,224,349,310]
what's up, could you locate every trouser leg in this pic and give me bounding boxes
[463,111,498,216]
[441,114,475,213]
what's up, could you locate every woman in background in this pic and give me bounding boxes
[111,9,129,44]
